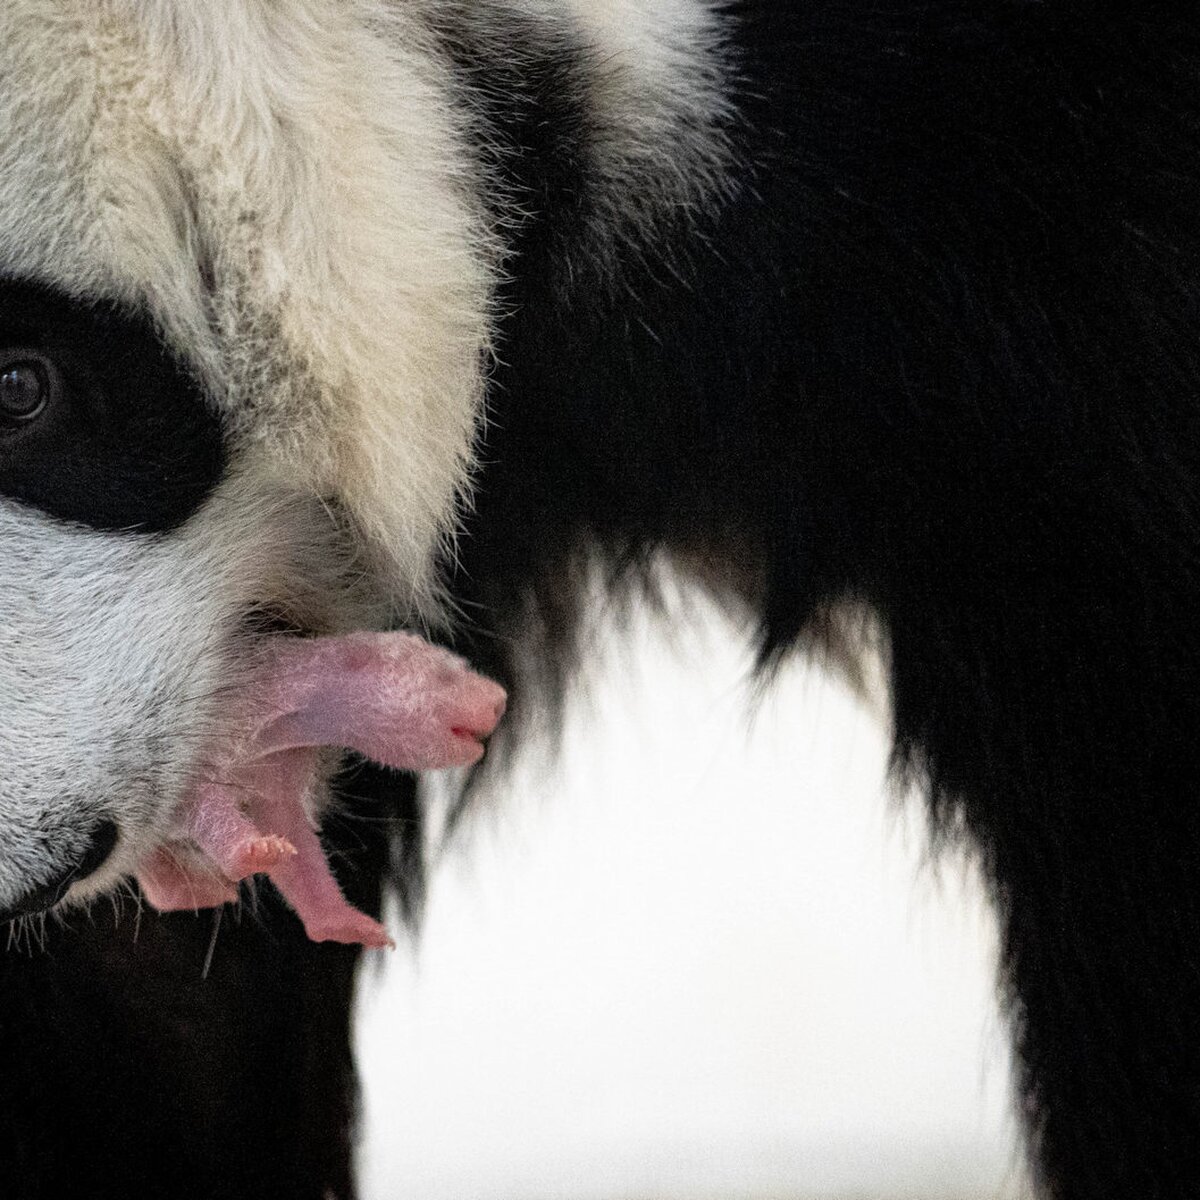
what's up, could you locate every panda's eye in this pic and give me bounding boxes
[0,352,59,426]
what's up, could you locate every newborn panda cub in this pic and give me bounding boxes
[137,632,506,948]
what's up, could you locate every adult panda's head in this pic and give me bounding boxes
[0,1,494,919]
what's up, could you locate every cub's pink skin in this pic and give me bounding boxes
[137,632,506,948]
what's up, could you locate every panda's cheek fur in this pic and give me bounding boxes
[0,471,381,908]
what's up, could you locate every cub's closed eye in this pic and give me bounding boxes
[0,350,60,426]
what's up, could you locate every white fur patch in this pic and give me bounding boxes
[0,0,496,615]
[556,0,735,205]
[488,0,735,246]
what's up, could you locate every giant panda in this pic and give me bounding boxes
[0,3,1195,1199]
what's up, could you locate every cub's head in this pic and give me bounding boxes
[0,2,493,920]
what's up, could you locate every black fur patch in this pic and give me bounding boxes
[447,4,1200,1198]
[0,759,406,1200]
[0,280,224,532]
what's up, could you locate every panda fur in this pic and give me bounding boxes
[0,3,1197,1198]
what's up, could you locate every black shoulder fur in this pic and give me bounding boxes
[452,5,1200,1198]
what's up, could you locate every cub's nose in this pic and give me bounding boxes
[0,819,119,921]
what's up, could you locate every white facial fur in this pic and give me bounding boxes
[0,0,733,914]
[0,478,373,913]
[0,0,495,613]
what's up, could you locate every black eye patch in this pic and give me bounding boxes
[0,280,225,533]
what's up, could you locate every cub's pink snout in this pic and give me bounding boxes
[260,633,508,770]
